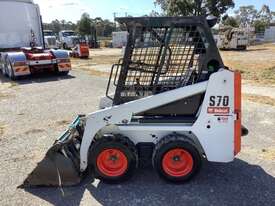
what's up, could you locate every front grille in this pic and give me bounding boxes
[72,38,80,45]
[47,38,56,46]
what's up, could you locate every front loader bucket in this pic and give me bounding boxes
[21,115,86,187]
[22,147,82,187]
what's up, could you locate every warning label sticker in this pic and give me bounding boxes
[207,107,230,114]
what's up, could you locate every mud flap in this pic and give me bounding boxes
[21,115,86,187]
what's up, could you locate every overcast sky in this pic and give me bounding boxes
[33,0,275,23]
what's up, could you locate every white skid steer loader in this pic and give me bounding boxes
[22,16,248,187]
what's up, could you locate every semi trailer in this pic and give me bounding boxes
[216,26,249,50]
[0,0,71,80]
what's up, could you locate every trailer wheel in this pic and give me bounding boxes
[6,59,17,80]
[153,134,202,183]
[2,57,10,77]
[58,71,69,76]
[89,134,138,183]
[2,63,8,77]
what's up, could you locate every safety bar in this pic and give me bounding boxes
[106,61,122,100]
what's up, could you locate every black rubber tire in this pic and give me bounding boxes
[63,43,68,50]
[153,134,202,183]
[2,63,8,77]
[89,134,138,183]
[58,71,69,76]
[237,45,247,51]
[6,60,17,80]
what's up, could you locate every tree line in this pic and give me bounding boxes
[43,1,275,36]
[222,5,275,33]
[154,1,275,33]
[43,13,116,37]
[154,0,235,20]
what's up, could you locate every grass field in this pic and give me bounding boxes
[221,43,275,85]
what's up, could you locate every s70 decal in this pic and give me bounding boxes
[209,96,229,107]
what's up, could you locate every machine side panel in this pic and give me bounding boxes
[193,70,235,162]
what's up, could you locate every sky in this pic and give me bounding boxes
[33,0,275,23]
[34,0,161,23]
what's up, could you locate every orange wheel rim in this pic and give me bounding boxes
[162,148,193,177]
[96,149,128,177]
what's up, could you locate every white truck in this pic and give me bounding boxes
[112,31,128,48]
[0,0,71,80]
[59,30,79,49]
[43,30,58,49]
[216,26,249,50]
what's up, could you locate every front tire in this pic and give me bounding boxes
[89,135,138,183]
[153,134,202,183]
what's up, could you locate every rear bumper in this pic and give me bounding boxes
[58,62,71,71]
[28,59,57,66]
[13,60,71,75]
[14,66,31,76]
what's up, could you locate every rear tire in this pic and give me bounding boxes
[58,71,69,76]
[237,45,247,50]
[153,134,202,183]
[63,43,68,50]
[6,59,17,80]
[89,134,138,183]
[2,63,8,77]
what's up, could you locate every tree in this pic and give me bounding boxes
[92,17,116,37]
[43,19,77,34]
[253,20,267,33]
[257,5,273,24]
[77,13,92,36]
[155,0,235,20]
[43,14,116,37]
[222,15,240,27]
[234,5,257,26]
[253,5,275,33]
[51,19,62,34]
[234,4,275,33]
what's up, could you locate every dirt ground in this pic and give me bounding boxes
[221,43,275,85]
[0,44,274,206]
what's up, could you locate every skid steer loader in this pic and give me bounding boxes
[22,16,248,187]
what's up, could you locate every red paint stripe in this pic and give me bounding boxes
[234,71,242,155]
[15,66,29,73]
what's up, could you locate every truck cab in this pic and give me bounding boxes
[0,0,71,79]
[59,30,79,49]
[44,30,58,49]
